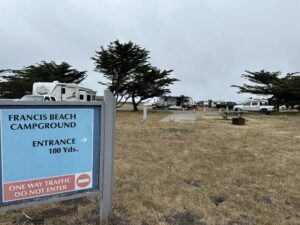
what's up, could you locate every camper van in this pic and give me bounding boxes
[20,81,97,102]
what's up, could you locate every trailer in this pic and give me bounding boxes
[154,95,194,109]
[20,81,97,102]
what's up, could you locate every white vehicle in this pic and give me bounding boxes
[20,95,57,102]
[20,81,97,102]
[233,100,275,114]
[155,96,194,109]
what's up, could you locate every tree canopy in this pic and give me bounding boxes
[92,40,179,110]
[232,70,300,108]
[126,65,177,111]
[0,61,87,98]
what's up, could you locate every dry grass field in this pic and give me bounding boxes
[0,110,299,225]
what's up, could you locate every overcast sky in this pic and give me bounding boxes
[1,0,299,101]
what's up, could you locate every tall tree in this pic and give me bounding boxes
[92,40,150,107]
[0,61,86,98]
[232,70,300,109]
[92,40,179,110]
[279,73,300,107]
[126,66,178,111]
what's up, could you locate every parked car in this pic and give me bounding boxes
[294,105,300,111]
[20,95,57,101]
[233,100,275,114]
[279,105,287,110]
[215,101,236,109]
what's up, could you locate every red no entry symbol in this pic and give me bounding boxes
[76,174,91,188]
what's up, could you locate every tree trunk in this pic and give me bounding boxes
[132,97,139,111]
[275,104,280,112]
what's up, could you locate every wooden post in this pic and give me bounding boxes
[143,106,147,120]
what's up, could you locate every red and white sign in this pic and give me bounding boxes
[75,172,92,190]
[76,174,91,188]
[3,172,92,202]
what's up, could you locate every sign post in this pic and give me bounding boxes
[143,106,147,120]
[0,91,116,221]
[100,90,116,219]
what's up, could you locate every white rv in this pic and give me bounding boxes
[20,81,97,102]
[155,96,194,109]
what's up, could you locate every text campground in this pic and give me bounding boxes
[7,113,77,130]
